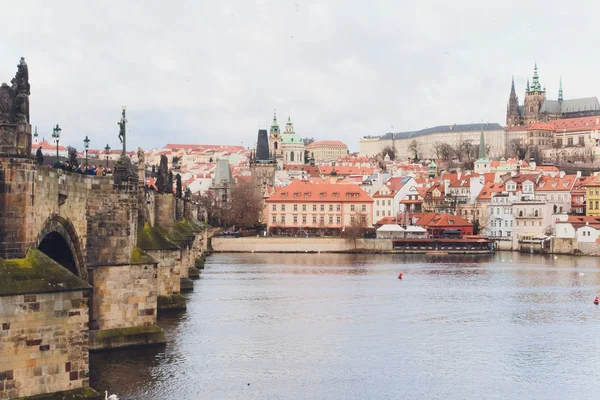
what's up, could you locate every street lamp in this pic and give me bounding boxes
[52,124,61,162]
[104,143,111,168]
[83,135,90,168]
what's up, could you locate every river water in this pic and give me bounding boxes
[90,252,600,399]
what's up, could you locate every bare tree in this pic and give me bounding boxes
[408,139,422,161]
[380,145,397,161]
[508,139,526,159]
[433,142,453,160]
[460,140,476,163]
[226,180,264,229]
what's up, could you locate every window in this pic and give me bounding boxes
[313,216,317,224]
[388,200,391,206]
[388,210,391,216]
[293,215,297,223]
[313,205,317,211]
[579,136,585,146]
[281,204,285,211]
[376,200,379,206]
[336,216,341,224]
[272,204,276,211]
[302,216,307,224]
[376,211,380,216]
[329,216,333,224]
[329,205,333,211]
[351,205,355,212]
[281,215,285,224]
[362,205,367,212]
[336,205,341,211]
[351,216,355,224]
[320,205,325,211]
[272,215,276,223]
[294,204,298,211]
[320,216,325,224]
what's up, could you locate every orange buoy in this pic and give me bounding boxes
[398,273,403,280]
[594,296,599,305]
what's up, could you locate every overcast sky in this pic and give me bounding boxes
[3,0,599,152]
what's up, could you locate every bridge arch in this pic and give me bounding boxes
[36,215,87,280]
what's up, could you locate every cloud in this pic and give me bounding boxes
[2,0,599,152]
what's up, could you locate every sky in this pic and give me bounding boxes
[3,0,599,152]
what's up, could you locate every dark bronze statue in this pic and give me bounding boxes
[117,107,127,156]
[156,155,169,193]
[176,174,182,198]
[167,171,173,194]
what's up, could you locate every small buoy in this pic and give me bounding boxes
[398,273,403,280]
[594,296,599,305]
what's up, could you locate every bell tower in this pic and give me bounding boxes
[523,63,546,125]
[268,110,280,159]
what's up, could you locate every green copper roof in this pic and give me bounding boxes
[281,132,303,144]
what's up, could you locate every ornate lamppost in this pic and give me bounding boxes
[52,124,61,162]
[104,143,111,168]
[83,135,90,168]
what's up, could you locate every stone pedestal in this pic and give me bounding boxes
[0,157,37,259]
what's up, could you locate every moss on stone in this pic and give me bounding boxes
[0,248,90,296]
[95,324,164,341]
[188,267,201,279]
[157,293,187,310]
[137,223,180,251]
[16,386,102,400]
[194,256,205,269]
[130,247,157,265]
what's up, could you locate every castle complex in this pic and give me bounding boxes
[506,63,600,126]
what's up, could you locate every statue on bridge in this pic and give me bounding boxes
[117,107,127,156]
[0,57,32,156]
[156,155,169,193]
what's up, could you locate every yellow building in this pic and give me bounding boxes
[585,177,600,216]
[306,140,348,163]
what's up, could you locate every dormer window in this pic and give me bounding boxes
[304,193,310,198]
[281,193,288,198]
[333,192,339,198]
[320,192,326,198]
[294,193,300,198]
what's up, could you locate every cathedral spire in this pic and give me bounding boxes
[510,76,516,95]
[526,78,530,93]
[531,62,541,91]
[558,77,563,103]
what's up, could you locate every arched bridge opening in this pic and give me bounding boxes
[38,232,79,277]
[36,216,87,280]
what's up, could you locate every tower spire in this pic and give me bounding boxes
[532,62,541,91]
[526,78,530,92]
[510,76,516,94]
[558,77,563,103]
[478,121,488,161]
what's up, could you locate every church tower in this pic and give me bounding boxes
[474,126,490,174]
[268,111,280,159]
[523,63,546,125]
[506,77,522,126]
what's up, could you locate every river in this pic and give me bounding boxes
[90,252,600,399]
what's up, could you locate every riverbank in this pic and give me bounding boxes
[211,237,492,254]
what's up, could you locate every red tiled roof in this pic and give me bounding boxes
[477,182,506,200]
[306,140,348,148]
[266,180,373,203]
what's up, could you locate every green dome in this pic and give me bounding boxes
[281,132,303,144]
[428,160,437,168]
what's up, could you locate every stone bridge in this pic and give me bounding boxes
[0,59,214,399]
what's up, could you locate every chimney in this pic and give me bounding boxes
[577,171,582,178]
[559,170,566,178]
